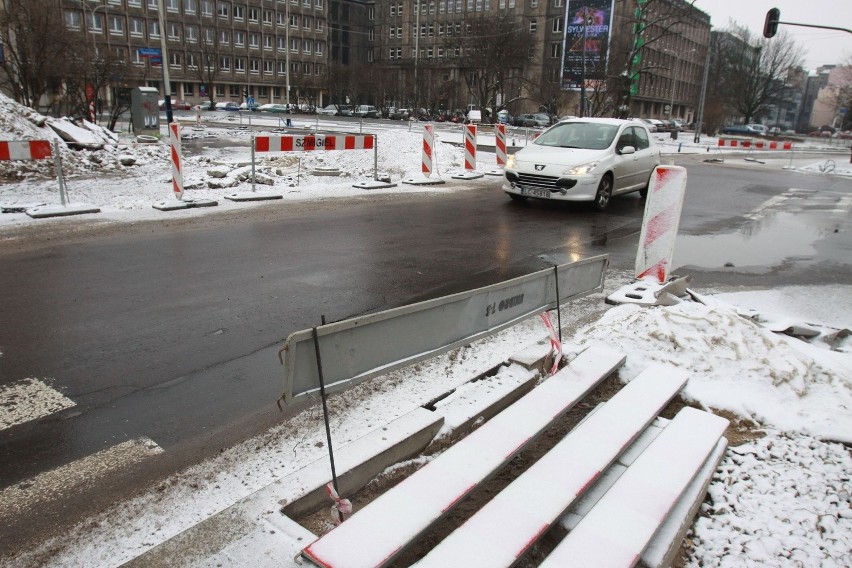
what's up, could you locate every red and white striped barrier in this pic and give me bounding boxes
[169,122,184,200]
[495,124,507,167]
[422,124,434,177]
[255,134,374,153]
[718,138,793,150]
[464,124,477,171]
[0,140,52,161]
[635,165,688,283]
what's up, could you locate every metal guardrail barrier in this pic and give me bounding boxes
[279,255,608,403]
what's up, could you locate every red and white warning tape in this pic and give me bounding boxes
[0,140,53,161]
[718,138,792,150]
[539,312,562,376]
[326,482,353,525]
[255,134,374,153]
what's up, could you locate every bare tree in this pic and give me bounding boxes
[0,0,74,110]
[609,0,702,117]
[448,13,533,122]
[185,13,223,107]
[721,26,804,123]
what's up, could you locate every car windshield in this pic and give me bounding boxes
[535,122,619,150]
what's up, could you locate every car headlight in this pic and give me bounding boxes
[563,162,598,176]
[506,154,515,169]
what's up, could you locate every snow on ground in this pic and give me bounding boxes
[2,96,851,566]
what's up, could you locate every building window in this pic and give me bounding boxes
[169,23,180,40]
[315,0,323,9]
[128,0,141,6]
[64,10,81,29]
[550,42,561,58]
[264,35,273,49]
[219,30,230,44]
[235,58,245,72]
[183,83,194,95]
[249,33,259,47]
[166,0,179,11]
[235,30,244,46]
[315,19,323,32]
[184,0,196,14]
[87,13,103,32]
[129,17,143,36]
[147,0,157,9]
[201,0,213,16]
[148,20,160,38]
[219,56,230,70]
[303,16,311,30]
[169,52,182,67]
[215,85,225,97]
[290,38,298,52]
[278,61,286,74]
[367,50,373,62]
[315,41,323,55]
[217,1,230,18]
[133,50,144,65]
[277,36,285,50]
[186,25,198,42]
[368,7,374,20]
[264,60,274,74]
[248,7,258,21]
[233,4,243,20]
[230,84,240,97]
[552,18,563,33]
[529,19,537,33]
[290,14,298,27]
[530,0,537,6]
[303,39,312,52]
[257,86,268,97]
[263,10,273,24]
[369,28,374,41]
[187,53,197,68]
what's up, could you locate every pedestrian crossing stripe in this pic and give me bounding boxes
[0,378,76,430]
[0,437,163,518]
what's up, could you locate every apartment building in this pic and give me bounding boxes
[61,0,329,107]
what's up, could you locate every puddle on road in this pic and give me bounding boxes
[673,212,828,270]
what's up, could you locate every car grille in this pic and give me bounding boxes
[516,172,560,190]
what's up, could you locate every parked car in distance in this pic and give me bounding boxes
[158,99,192,110]
[215,102,240,111]
[198,101,214,111]
[746,124,767,136]
[467,109,482,124]
[317,104,353,116]
[258,103,290,113]
[385,107,409,120]
[240,101,260,111]
[503,118,660,211]
[514,113,550,127]
[721,124,758,135]
[497,109,512,125]
[638,118,657,132]
[354,105,379,118]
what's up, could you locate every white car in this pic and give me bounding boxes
[503,118,661,211]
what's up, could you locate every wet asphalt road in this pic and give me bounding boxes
[0,150,849,553]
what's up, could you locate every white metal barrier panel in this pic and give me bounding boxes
[464,125,477,171]
[255,134,374,152]
[279,255,608,403]
[718,138,793,150]
[422,125,434,177]
[635,165,688,283]
[169,123,183,200]
[495,124,507,167]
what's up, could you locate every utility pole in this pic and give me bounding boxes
[156,0,173,123]
[579,6,587,117]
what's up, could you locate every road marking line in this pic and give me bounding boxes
[744,194,788,220]
[0,437,163,518]
[0,378,76,430]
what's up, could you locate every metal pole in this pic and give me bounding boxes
[552,265,563,344]
[251,135,256,192]
[53,141,68,206]
[156,0,173,123]
[694,44,711,144]
[580,7,587,118]
[373,135,378,181]
[414,0,420,113]
[286,0,290,108]
[312,318,344,524]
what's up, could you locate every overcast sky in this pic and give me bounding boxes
[692,0,852,71]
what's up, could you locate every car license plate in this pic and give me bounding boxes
[521,187,550,199]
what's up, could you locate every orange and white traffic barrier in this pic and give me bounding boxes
[0,140,52,161]
[169,122,183,200]
[255,134,374,152]
[635,165,688,284]
[495,124,507,167]
[255,133,379,181]
[422,124,434,177]
[464,124,477,171]
[718,138,793,150]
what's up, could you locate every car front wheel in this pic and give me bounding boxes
[593,175,613,211]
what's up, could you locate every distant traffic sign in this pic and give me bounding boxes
[138,47,162,57]
[149,57,162,66]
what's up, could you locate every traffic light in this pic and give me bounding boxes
[763,8,780,38]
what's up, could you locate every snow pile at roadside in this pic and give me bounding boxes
[0,93,169,181]
[688,433,851,567]
[564,298,852,442]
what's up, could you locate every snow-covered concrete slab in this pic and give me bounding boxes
[26,203,100,218]
[414,365,686,568]
[131,408,442,566]
[431,363,538,441]
[152,198,218,211]
[539,407,729,567]
[352,180,397,190]
[1,201,47,213]
[508,339,553,370]
[301,345,626,568]
[197,514,315,568]
[401,176,446,186]
[449,171,484,180]
[223,191,283,202]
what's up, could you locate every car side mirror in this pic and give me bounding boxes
[618,145,636,155]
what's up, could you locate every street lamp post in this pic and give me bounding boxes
[664,47,695,122]
[693,45,711,143]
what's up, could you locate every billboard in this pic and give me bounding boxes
[561,1,616,91]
